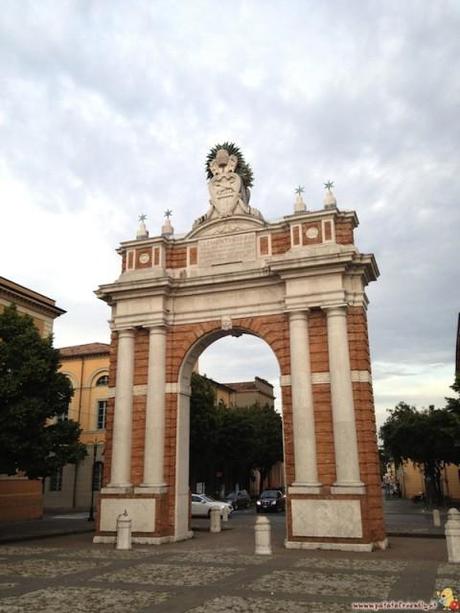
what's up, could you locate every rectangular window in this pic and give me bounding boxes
[188,246,198,266]
[292,225,301,246]
[49,468,63,492]
[259,236,270,256]
[97,400,107,430]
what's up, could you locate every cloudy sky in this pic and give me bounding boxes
[1,1,459,427]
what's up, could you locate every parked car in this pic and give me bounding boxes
[191,494,233,518]
[256,489,285,513]
[225,489,251,510]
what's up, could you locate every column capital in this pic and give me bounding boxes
[145,324,167,335]
[323,304,347,317]
[116,327,136,339]
[288,309,310,322]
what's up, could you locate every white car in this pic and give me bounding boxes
[191,494,233,518]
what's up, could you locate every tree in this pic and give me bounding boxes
[380,400,459,506]
[189,373,283,496]
[0,304,87,480]
[189,373,218,490]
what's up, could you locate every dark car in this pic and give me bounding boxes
[256,489,285,513]
[225,489,251,509]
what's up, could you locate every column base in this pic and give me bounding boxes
[331,482,365,495]
[285,539,373,552]
[134,485,168,495]
[288,483,322,495]
[101,485,133,494]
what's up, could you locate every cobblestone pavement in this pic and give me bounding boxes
[0,514,456,612]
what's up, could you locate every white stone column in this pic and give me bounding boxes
[108,328,135,489]
[288,310,321,493]
[325,306,364,493]
[139,326,167,491]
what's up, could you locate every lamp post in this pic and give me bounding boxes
[88,441,98,522]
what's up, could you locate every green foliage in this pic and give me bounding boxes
[380,394,460,505]
[205,142,254,188]
[0,304,87,479]
[189,373,283,494]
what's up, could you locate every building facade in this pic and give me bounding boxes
[0,277,65,521]
[43,343,110,510]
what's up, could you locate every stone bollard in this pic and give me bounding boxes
[210,507,222,533]
[222,506,229,523]
[255,515,272,555]
[445,508,460,563]
[433,509,441,527]
[116,510,132,550]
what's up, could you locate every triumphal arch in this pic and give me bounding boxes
[94,144,386,551]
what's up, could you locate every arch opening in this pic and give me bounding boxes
[175,327,285,542]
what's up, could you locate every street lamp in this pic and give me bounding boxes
[88,441,98,522]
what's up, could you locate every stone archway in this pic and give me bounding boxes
[93,144,386,551]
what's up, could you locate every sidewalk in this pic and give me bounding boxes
[383,497,452,538]
[0,511,94,544]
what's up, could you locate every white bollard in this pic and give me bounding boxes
[210,507,222,533]
[433,509,441,527]
[255,515,272,555]
[222,506,229,523]
[445,508,460,563]
[116,510,132,550]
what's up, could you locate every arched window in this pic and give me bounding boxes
[95,375,109,387]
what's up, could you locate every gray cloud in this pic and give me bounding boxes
[1,0,459,412]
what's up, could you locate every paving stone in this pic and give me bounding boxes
[92,562,241,587]
[0,559,110,578]
[246,569,398,597]
[0,547,64,556]
[0,587,169,612]
[186,595,346,612]
[56,547,162,560]
[294,557,407,572]
[164,551,268,565]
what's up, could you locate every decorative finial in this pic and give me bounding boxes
[324,180,337,209]
[161,209,174,237]
[136,213,149,239]
[294,184,306,213]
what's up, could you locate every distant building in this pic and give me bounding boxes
[211,376,275,409]
[43,343,110,510]
[0,277,65,521]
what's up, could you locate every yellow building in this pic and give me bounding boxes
[43,343,110,510]
[0,277,65,521]
[396,461,460,502]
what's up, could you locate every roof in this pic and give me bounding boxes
[0,276,65,317]
[59,343,110,358]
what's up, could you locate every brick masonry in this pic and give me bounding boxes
[99,305,385,545]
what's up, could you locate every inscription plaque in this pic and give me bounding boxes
[199,232,256,266]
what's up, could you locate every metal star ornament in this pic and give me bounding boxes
[164,209,173,219]
[138,213,147,222]
[324,180,334,191]
[295,185,304,195]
